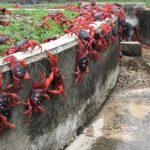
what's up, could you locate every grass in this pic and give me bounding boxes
[0,0,149,53]
[0,2,78,9]
[95,0,149,5]
[0,9,78,53]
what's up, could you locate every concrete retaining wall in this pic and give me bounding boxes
[139,9,150,45]
[0,19,119,150]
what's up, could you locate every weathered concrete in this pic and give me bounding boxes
[91,88,150,150]
[66,88,150,150]
[139,9,150,45]
[121,41,142,56]
[0,18,119,150]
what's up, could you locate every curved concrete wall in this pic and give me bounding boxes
[0,19,119,150]
[139,9,150,45]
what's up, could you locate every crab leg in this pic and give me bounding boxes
[0,114,15,129]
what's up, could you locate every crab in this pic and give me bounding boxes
[11,4,22,9]
[93,30,108,50]
[36,21,51,30]
[3,55,30,90]
[100,22,115,48]
[75,54,90,83]
[46,51,66,99]
[76,26,96,50]
[0,72,20,135]
[42,12,65,24]
[0,8,11,15]
[3,39,42,55]
[0,20,10,26]
[0,34,11,45]
[93,11,112,21]
[22,71,54,122]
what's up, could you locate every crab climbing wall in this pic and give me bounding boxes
[0,18,119,150]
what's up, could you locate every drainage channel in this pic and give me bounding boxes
[66,48,150,150]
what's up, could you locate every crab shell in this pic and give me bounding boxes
[12,62,26,79]
[30,89,45,105]
[0,35,10,44]
[79,29,90,40]
[0,93,12,120]
[78,56,89,72]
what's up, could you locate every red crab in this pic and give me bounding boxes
[22,71,54,122]
[42,12,65,24]
[46,51,66,100]
[3,39,42,55]
[11,4,22,9]
[93,29,107,50]
[0,20,10,26]
[93,11,112,21]
[75,54,90,83]
[0,8,11,15]
[75,26,96,49]
[3,55,29,90]
[100,22,115,48]
[36,21,51,30]
[0,34,11,45]
[0,72,20,135]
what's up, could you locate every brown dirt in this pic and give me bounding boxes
[115,54,150,92]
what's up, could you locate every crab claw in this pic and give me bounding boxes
[29,40,42,53]
[3,46,18,55]
[35,105,45,113]
[8,93,20,107]
[44,71,54,91]
[0,114,15,129]
[3,55,17,64]
[90,50,100,61]
[22,99,33,122]
[48,85,66,100]
[46,51,59,68]
[44,93,50,100]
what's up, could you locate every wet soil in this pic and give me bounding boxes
[115,56,150,91]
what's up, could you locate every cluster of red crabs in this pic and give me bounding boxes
[0,2,130,135]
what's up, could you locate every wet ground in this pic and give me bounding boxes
[91,88,150,150]
[66,48,150,150]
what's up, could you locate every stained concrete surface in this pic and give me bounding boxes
[91,88,150,150]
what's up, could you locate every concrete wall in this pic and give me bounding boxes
[0,20,119,150]
[139,9,150,45]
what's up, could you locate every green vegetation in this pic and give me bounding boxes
[0,9,78,53]
[0,3,11,8]
[95,0,149,6]
[0,2,77,9]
